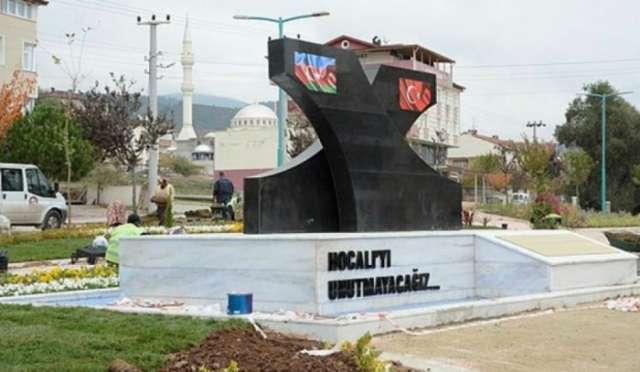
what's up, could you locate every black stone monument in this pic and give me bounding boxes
[244,38,462,233]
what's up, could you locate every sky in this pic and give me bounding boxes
[36,0,640,141]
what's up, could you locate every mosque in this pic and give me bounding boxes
[167,18,278,190]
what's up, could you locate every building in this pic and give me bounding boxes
[207,104,277,190]
[447,130,515,171]
[321,35,465,168]
[0,0,48,109]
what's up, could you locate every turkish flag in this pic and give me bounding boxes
[399,78,432,112]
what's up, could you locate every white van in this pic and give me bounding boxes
[0,163,68,229]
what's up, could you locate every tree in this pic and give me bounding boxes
[515,137,555,194]
[286,116,317,158]
[0,103,95,181]
[469,154,500,173]
[494,144,517,203]
[563,148,595,201]
[0,71,34,140]
[555,81,640,211]
[72,74,173,213]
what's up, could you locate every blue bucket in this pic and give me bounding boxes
[227,293,253,315]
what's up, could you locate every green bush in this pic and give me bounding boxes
[160,154,203,177]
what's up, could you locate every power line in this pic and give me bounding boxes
[55,0,271,37]
[38,37,267,67]
[457,57,640,69]
[457,65,640,79]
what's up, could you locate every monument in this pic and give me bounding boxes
[118,38,638,341]
[244,39,462,234]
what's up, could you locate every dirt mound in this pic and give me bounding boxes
[161,328,417,372]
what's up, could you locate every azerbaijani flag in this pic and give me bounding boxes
[294,52,337,94]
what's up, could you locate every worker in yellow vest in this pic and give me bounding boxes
[106,214,144,265]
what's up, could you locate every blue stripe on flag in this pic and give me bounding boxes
[295,51,335,69]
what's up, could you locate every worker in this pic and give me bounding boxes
[151,177,175,226]
[105,213,144,265]
[213,172,235,220]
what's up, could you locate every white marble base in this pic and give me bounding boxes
[119,230,637,316]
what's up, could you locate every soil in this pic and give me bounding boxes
[161,328,419,372]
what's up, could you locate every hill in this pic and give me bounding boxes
[162,93,247,109]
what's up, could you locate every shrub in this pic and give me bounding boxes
[160,154,203,177]
[342,333,387,372]
[530,192,562,229]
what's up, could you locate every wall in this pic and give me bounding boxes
[213,127,277,173]
[448,133,498,160]
[85,185,143,207]
[119,231,638,316]
[214,168,270,192]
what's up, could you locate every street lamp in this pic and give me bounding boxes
[233,11,330,166]
[577,90,633,212]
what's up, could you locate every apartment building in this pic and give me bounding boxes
[0,0,48,108]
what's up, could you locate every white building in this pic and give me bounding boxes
[206,104,277,190]
[0,0,48,110]
[447,130,516,174]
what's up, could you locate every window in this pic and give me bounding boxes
[22,41,35,71]
[0,34,5,65]
[1,169,24,192]
[26,168,53,197]
[2,0,34,19]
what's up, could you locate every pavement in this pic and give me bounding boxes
[374,305,640,372]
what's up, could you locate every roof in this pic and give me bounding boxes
[464,130,516,148]
[359,43,455,64]
[463,130,556,152]
[0,163,38,168]
[193,144,213,153]
[231,104,276,127]
[325,35,455,64]
[325,35,377,49]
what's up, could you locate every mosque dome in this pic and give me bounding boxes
[193,143,213,153]
[231,104,277,128]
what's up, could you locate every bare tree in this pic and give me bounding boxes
[48,27,92,226]
[72,74,173,213]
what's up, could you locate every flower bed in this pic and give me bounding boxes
[0,222,243,247]
[0,265,118,297]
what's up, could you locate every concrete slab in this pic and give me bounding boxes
[498,233,617,256]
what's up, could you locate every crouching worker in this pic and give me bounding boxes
[105,214,144,266]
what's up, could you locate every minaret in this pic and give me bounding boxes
[177,16,197,141]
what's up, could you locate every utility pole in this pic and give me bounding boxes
[137,14,170,212]
[525,121,546,142]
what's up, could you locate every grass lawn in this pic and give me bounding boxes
[3,238,91,263]
[0,304,245,372]
[171,175,212,196]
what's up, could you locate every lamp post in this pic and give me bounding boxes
[233,11,330,166]
[578,91,633,212]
